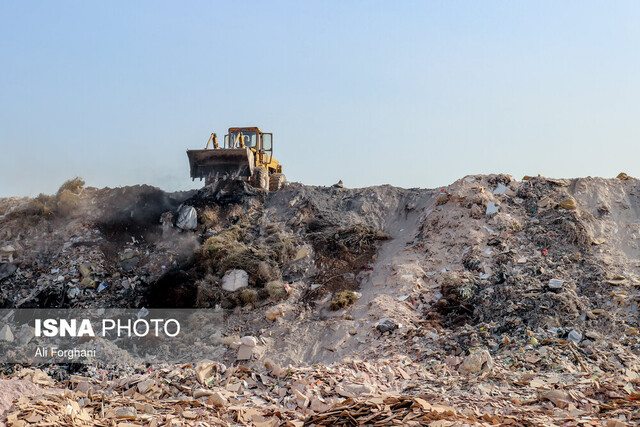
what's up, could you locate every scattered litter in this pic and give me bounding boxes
[0,324,14,342]
[221,269,249,292]
[376,319,397,333]
[176,205,198,230]
[492,183,509,195]
[459,349,493,375]
[548,278,564,290]
[568,329,583,343]
[486,201,499,215]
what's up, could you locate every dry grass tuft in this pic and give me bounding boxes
[329,290,358,311]
[240,288,258,306]
[57,177,85,196]
[265,281,287,300]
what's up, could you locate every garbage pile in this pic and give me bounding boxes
[2,174,640,425]
[412,175,640,361]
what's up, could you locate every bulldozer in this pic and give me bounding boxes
[186,127,286,191]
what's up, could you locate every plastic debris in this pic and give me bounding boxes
[176,205,198,230]
[222,269,249,292]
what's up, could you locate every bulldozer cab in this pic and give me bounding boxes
[224,127,273,165]
[226,130,257,148]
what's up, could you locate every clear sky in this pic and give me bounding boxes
[2,1,640,197]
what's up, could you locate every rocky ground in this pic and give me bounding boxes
[1,174,640,426]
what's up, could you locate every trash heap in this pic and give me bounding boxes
[2,174,640,425]
[412,175,640,361]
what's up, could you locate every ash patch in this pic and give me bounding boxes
[94,185,192,243]
[145,269,198,308]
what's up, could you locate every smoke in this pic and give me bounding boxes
[94,185,193,242]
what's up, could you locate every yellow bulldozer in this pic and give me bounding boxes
[186,127,286,191]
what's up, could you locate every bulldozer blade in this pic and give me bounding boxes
[186,148,255,180]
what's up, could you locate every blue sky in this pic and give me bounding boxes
[2,1,640,196]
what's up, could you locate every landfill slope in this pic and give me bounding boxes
[1,174,640,425]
